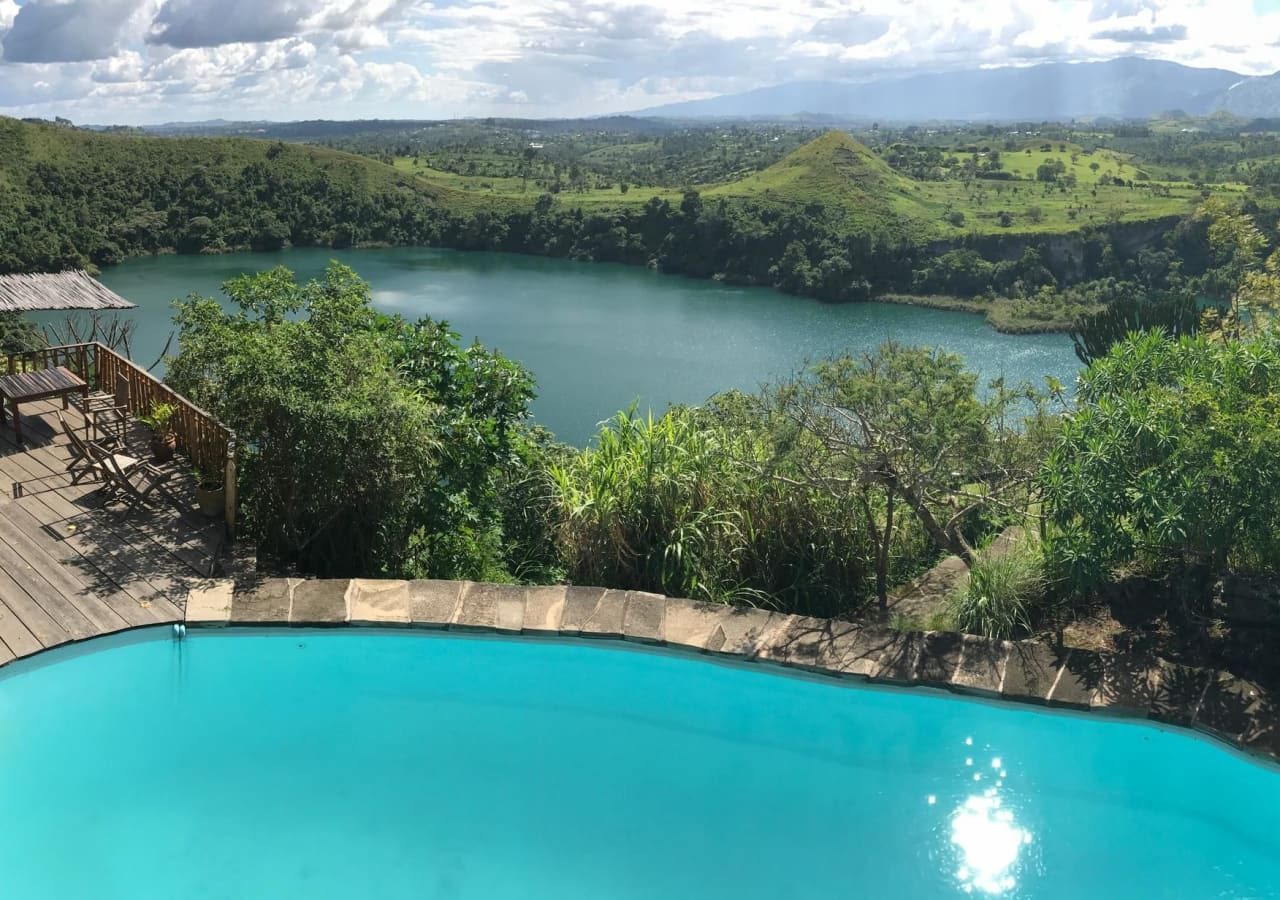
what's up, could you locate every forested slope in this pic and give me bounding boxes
[0,117,481,272]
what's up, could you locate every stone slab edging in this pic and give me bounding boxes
[185,577,1280,764]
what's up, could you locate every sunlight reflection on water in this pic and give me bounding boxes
[943,741,1034,895]
[951,790,1032,894]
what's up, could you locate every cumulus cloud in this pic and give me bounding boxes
[148,0,323,48]
[92,50,145,82]
[1088,0,1160,22]
[2,0,144,62]
[147,0,409,48]
[1095,24,1188,42]
[0,0,1279,123]
[0,0,19,34]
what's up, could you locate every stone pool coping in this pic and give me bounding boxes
[185,577,1280,763]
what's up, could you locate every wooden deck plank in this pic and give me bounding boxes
[0,560,71,647]
[0,597,44,658]
[3,468,183,617]
[0,501,156,626]
[10,409,221,575]
[103,503,220,577]
[0,506,126,637]
[76,509,192,611]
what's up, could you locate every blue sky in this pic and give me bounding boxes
[0,0,1277,124]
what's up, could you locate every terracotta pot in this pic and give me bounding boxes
[150,431,176,463]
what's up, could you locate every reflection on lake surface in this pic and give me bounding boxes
[88,247,1082,444]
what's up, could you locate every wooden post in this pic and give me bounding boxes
[224,440,237,540]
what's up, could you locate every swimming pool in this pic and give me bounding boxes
[0,629,1276,899]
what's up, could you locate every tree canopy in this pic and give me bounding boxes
[1044,330,1280,592]
[166,262,533,579]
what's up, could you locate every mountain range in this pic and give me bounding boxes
[635,58,1280,121]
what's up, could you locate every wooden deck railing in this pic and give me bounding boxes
[3,342,238,536]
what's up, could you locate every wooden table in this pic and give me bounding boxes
[0,366,88,444]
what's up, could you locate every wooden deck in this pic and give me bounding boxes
[0,398,227,664]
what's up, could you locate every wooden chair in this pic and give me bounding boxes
[89,440,173,506]
[78,371,130,445]
[58,413,140,486]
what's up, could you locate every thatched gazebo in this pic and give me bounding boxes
[0,270,135,313]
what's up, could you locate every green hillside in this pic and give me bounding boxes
[395,128,1230,239]
[705,131,934,230]
[0,116,488,272]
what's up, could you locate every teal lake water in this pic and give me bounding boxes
[0,629,1276,899]
[81,249,1079,444]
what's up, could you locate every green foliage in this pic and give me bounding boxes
[950,538,1046,639]
[548,403,876,616]
[764,342,1052,606]
[0,313,46,354]
[138,401,176,435]
[166,262,533,579]
[1196,198,1280,337]
[1043,331,1280,594]
[0,117,1249,321]
[494,426,569,584]
[0,116,468,272]
[1036,159,1068,182]
[1068,292,1202,364]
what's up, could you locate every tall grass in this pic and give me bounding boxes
[950,537,1047,639]
[548,407,878,616]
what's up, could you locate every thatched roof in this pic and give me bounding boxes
[0,270,135,313]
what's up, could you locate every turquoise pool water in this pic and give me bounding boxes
[0,629,1276,899]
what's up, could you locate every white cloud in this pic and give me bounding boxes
[149,0,323,48]
[2,0,149,63]
[0,0,1278,123]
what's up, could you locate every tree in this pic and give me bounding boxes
[1196,199,1280,338]
[1068,293,1202,365]
[770,241,813,294]
[166,263,533,579]
[1044,331,1280,595]
[768,343,1048,608]
[1036,159,1066,182]
[0,313,46,354]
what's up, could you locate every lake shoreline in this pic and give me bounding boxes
[96,245,1082,338]
[876,293,1086,335]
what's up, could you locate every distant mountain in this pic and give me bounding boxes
[1219,73,1280,118]
[636,58,1263,122]
[130,115,683,140]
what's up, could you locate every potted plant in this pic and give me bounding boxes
[194,465,225,518]
[139,401,177,463]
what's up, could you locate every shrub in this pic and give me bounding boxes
[1042,331,1280,594]
[548,403,877,616]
